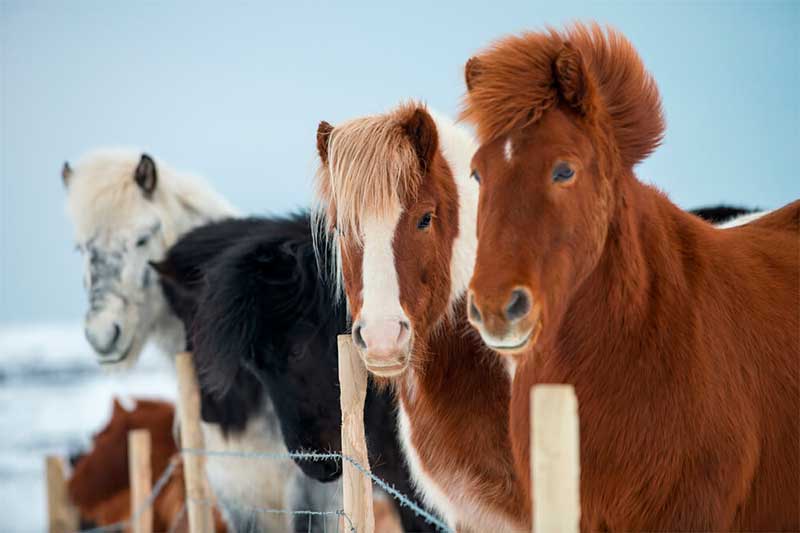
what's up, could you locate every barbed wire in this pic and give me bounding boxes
[76,458,178,533]
[183,447,451,532]
[72,446,450,533]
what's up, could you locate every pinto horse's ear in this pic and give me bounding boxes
[464,56,482,92]
[134,153,157,198]
[401,107,438,175]
[317,121,334,165]
[61,162,73,188]
[554,42,596,116]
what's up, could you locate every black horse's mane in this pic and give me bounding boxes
[154,212,343,434]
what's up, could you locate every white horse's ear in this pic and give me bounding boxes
[62,162,73,188]
[135,153,157,198]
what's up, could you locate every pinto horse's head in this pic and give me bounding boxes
[314,103,477,377]
[64,150,171,367]
[461,24,664,355]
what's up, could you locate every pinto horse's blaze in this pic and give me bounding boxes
[315,105,460,376]
[462,23,800,530]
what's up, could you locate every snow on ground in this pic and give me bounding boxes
[0,323,177,532]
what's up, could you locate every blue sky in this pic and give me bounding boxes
[1,0,798,323]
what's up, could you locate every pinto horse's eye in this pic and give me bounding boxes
[552,163,575,183]
[470,170,481,184]
[417,212,434,230]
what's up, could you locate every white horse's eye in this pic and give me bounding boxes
[136,235,150,247]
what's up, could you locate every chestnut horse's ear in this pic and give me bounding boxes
[111,397,127,418]
[61,162,73,188]
[401,108,438,174]
[134,153,157,199]
[317,121,334,165]
[554,42,595,116]
[464,56,482,92]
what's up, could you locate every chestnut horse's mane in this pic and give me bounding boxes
[461,23,665,168]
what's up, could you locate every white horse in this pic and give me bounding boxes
[63,148,293,532]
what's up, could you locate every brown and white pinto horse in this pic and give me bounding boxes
[462,24,800,531]
[314,103,527,531]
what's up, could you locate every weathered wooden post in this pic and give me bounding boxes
[175,351,215,533]
[338,335,375,533]
[128,429,153,533]
[45,456,80,533]
[530,384,581,533]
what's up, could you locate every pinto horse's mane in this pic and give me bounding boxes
[461,23,665,169]
[65,147,236,243]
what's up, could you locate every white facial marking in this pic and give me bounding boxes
[504,138,513,162]
[359,210,407,325]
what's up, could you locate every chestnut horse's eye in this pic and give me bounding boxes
[470,170,481,184]
[552,163,575,183]
[417,212,434,230]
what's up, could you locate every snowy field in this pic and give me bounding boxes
[0,323,177,532]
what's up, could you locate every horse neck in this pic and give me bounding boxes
[559,172,705,366]
[428,112,480,310]
[156,171,237,247]
[401,300,499,404]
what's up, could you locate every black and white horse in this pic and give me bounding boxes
[155,214,432,532]
[63,149,292,532]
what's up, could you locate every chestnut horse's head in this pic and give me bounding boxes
[461,24,665,355]
[314,103,477,377]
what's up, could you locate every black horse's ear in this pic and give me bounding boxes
[317,121,334,165]
[148,259,175,280]
[135,153,157,198]
[401,107,438,175]
[62,162,73,188]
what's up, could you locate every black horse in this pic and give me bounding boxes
[155,214,433,532]
[688,204,757,225]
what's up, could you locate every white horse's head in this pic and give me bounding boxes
[63,148,236,367]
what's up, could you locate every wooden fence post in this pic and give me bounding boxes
[530,384,581,533]
[338,335,375,533]
[128,429,153,533]
[45,456,80,533]
[175,351,215,533]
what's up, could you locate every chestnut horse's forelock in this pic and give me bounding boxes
[461,23,665,169]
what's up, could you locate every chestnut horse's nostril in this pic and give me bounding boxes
[505,289,532,322]
[468,293,482,324]
[352,323,367,350]
[397,320,411,345]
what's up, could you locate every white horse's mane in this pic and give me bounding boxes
[66,147,238,243]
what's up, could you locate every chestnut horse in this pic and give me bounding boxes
[68,398,227,532]
[314,103,527,531]
[462,24,800,530]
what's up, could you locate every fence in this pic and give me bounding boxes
[46,336,581,533]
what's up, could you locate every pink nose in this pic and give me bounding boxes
[353,319,412,362]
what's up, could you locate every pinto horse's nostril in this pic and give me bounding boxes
[468,293,482,324]
[505,289,532,322]
[352,323,367,350]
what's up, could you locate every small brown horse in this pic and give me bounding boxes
[68,398,227,532]
[462,23,799,531]
[314,103,527,530]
